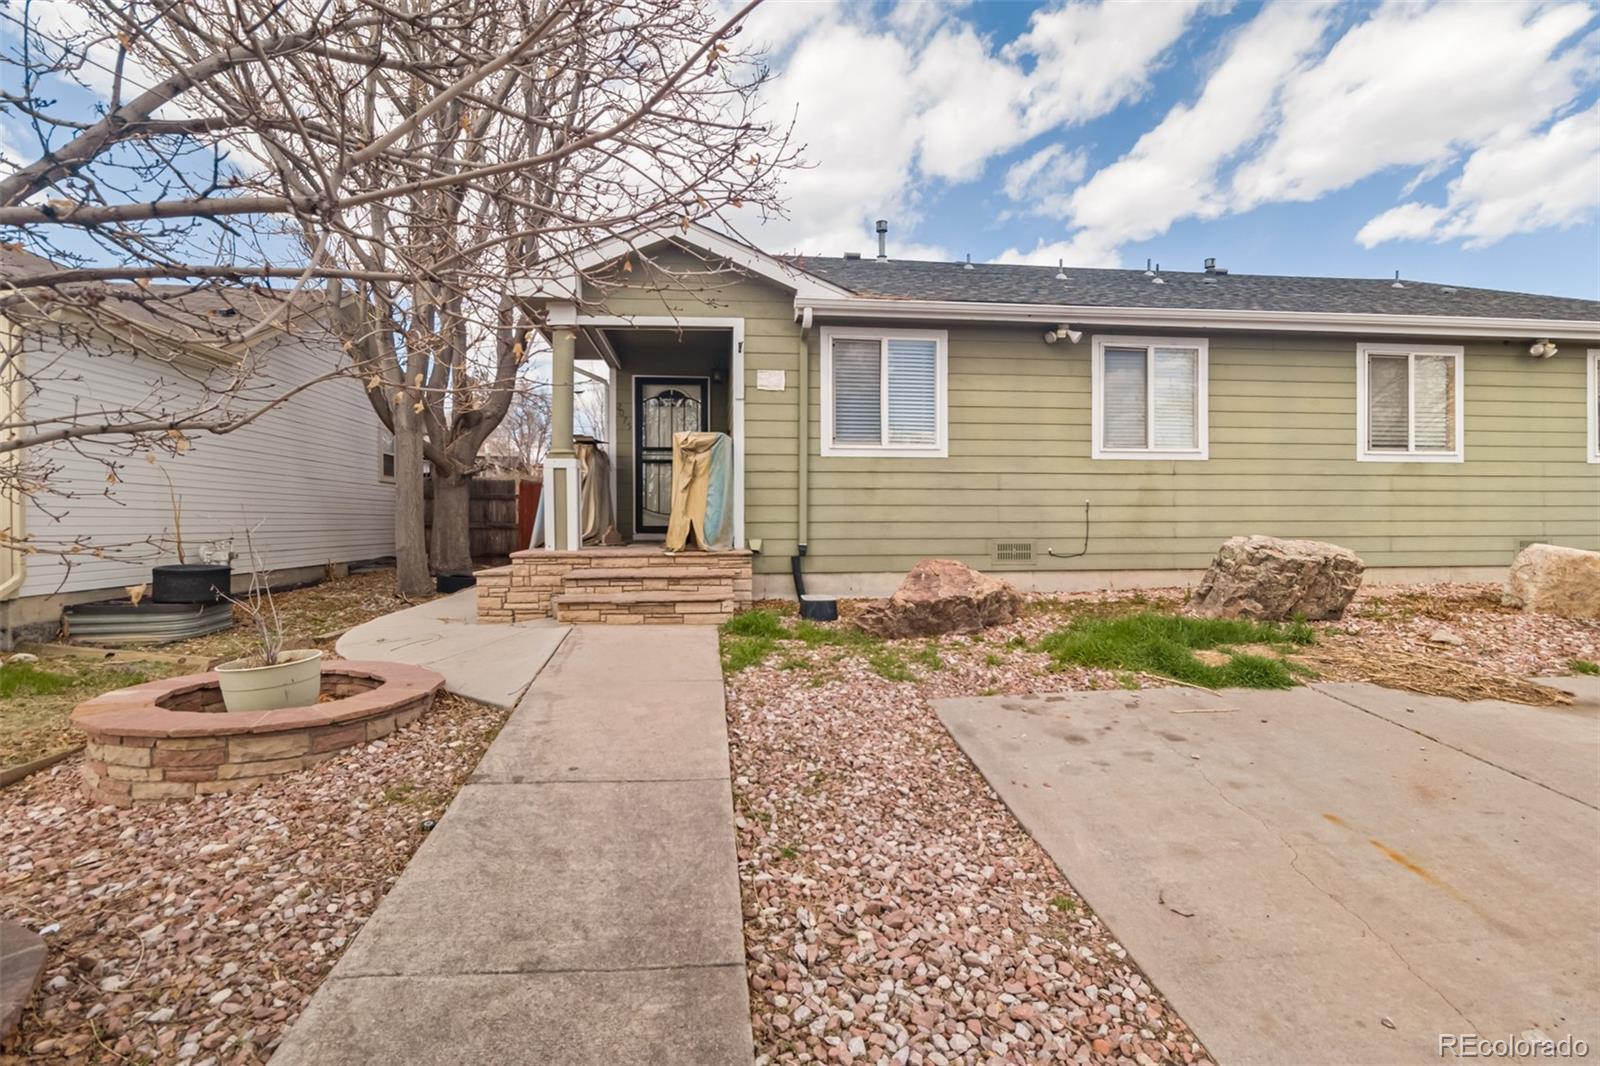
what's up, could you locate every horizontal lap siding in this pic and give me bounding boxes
[19,328,395,597]
[583,255,1598,577]
[798,325,1599,574]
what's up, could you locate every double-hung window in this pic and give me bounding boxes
[1356,343,1464,462]
[821,327,947,457]
[1091,336,1208,460]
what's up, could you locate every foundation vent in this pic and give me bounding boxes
[991,540,1035,569]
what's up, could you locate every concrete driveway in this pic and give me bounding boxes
[936,679,1600,1065]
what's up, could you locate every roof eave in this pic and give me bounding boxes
[511,223,853,304]
[794,296,1600,341]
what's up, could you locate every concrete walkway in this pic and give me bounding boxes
[272,626,753,1066]
[937,682,1600,1065]
[336,589,567,708]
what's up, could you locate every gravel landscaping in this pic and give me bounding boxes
[0,691,505,1065]
[724,582,1599,1065]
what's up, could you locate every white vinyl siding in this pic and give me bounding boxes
[14,327,395,598]
[1356,343,1464,462]
[1091,335,1208,460]
[821,327,947,457]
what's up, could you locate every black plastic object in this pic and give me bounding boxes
[435,572,478,594]
[799,594,839,622]
[151,564,231,604]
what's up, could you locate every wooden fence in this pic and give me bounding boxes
[424,476,535,561]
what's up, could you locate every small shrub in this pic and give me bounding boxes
[1048,895,1078,913]
[984,652,1005,667]
[1570,659,1600,676]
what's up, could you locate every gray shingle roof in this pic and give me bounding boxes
[795,255,1600,323]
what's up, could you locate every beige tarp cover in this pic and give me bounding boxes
[574,437,614,545]
[664,431,733,552]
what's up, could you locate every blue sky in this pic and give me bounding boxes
[4,0,1596,300]
[738,0,1600,298]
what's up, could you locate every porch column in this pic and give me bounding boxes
[544,325,580,551]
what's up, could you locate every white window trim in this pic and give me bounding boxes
[378,427,396,483]
[820,325,948,458]
[1355,342,1465,463]
[1090,335,1209,461]
[1588,349,1600,464]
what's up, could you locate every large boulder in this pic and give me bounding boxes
[1193,535,1364,621]
[855,559,1024,638]
[1505,543,1600,619]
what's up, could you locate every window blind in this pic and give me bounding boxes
[1102,346,1148,449]
[1367,353,1409,451]
[1412,354,1455,451]
[1153,347,1199,450]
[886,338,938,446]
[831,338,882,444]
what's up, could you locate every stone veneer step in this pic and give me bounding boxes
[561,566,734,583]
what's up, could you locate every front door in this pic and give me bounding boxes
[635,377,708,534]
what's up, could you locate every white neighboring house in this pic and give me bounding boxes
[1,277,395,646]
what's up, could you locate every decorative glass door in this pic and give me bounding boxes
[634,378,708,533]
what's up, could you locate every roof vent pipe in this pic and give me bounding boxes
[875,219,888,262]
[963,253,974,270]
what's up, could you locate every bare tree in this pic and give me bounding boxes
[484,370,552,477]
[2,0,795,595]
[266,0,793,587]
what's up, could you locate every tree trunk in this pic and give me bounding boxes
[430,468,474,575]
[391,405,434,598]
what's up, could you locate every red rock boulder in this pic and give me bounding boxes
[855,559,1024,638]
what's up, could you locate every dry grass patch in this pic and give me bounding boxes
[0,658,183,769]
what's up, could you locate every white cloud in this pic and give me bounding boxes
[1357,101,1600,249]
[1352,202,1448,247]
[1000,0,1332,265]
[737,0,1212,257]
[1003,0,1599,267]
[1002,143,1089,213]
[1231,1,1597,209]
[1008,0,1213,133]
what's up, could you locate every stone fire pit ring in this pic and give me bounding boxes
[70,661,445,805]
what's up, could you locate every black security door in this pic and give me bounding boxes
[635,378,708,534]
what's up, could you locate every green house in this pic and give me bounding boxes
[520,224,1600,601]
